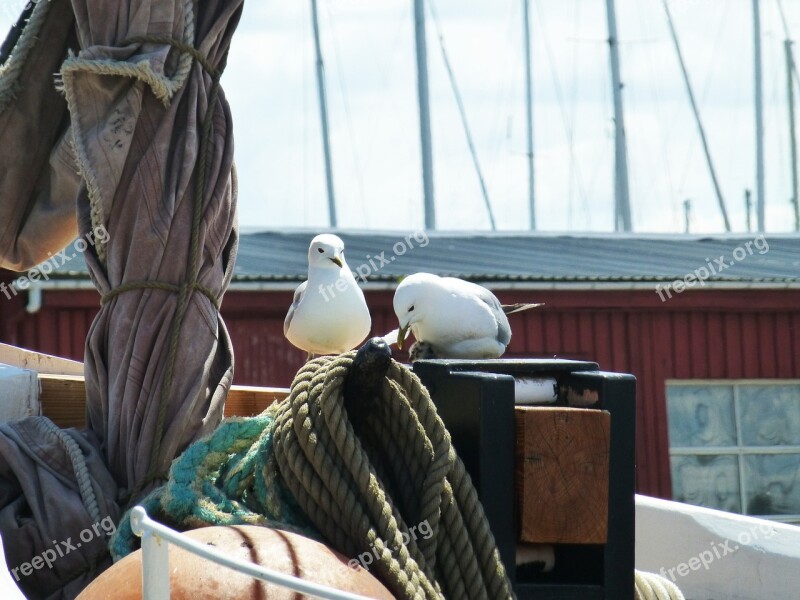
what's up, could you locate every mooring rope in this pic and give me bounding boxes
[634,569,686,600]
[272,354,514,600]
[112,353,514,600]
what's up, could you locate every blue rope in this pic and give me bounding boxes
[110,406,317,560]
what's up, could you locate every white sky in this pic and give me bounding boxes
[4,0,800,233]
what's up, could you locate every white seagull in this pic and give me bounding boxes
[393,272,541,359]
[284,234,372,358]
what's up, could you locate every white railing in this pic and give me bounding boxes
[130,506,376,600]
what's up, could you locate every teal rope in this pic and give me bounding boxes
[110,407,316,560]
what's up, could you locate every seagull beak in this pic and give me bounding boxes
[330,256,343,268]
[397,324,409,350]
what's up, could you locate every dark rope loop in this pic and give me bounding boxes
[101,280,220,311]
[124,33,231,509]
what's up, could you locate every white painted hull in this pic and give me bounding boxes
[636,494,800,600]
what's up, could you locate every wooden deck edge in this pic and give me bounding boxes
[0,343,84,376]
[35,373,613,547]
[38,374,290,430]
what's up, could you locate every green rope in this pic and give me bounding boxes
[110,406,316,559]
[113,354,514,599]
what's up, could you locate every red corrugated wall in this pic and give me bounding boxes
[2,286,799,499]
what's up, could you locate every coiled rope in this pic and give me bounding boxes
[112,353,514,600]
[273,354,514,600]
[634,569,686,600]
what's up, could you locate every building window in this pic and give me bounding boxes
[666,381,800,523]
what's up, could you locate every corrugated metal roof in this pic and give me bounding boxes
[234,231,800,283]
[31,230,800,284]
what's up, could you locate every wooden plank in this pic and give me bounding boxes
[38,375,87,429]
[41,372,616,547]
[0,342,84,376]
[223,385,289,417]
[515,406,610,544]
[38,374,289,429]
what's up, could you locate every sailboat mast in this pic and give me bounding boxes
[753,0,765,232]
[786,39,800,231]
[605,0,632,232]
[310,0,337,227]
[523,0,535,230]
[663,0,730,231]
[413,0,436,230]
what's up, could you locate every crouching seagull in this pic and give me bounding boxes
[392,272,541,360]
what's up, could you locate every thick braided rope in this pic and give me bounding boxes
[39,418,102,525]
[634,570,685,600]
[273,357,438,598]
[271,354,515,600]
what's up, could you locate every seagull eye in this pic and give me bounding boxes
[408,305,415,312]
[317,247,324,253]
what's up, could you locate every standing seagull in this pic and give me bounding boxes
[393,272,541,359]
[284,234,371,357]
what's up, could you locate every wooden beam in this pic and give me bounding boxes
[0,343,83,376]
[38,371,615,548]
[515,406,610,544]
[222,385,289,417]
[39,375,87,429]
[38,374,289,430]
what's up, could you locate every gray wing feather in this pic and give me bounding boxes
[495,313,512,346]
[284,280,308,336]
[473,286,512,346]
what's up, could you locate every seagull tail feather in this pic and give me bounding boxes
[502,302,544,315]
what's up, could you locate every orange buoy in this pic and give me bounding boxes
[77,525,394,600]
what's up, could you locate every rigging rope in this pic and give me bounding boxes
[426,0,497,231]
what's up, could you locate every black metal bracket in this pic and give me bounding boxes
[413,358,636,600]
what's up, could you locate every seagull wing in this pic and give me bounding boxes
[461,282,513,346]
[284,280,308,336]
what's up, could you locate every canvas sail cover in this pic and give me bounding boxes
[0,0,241,597]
